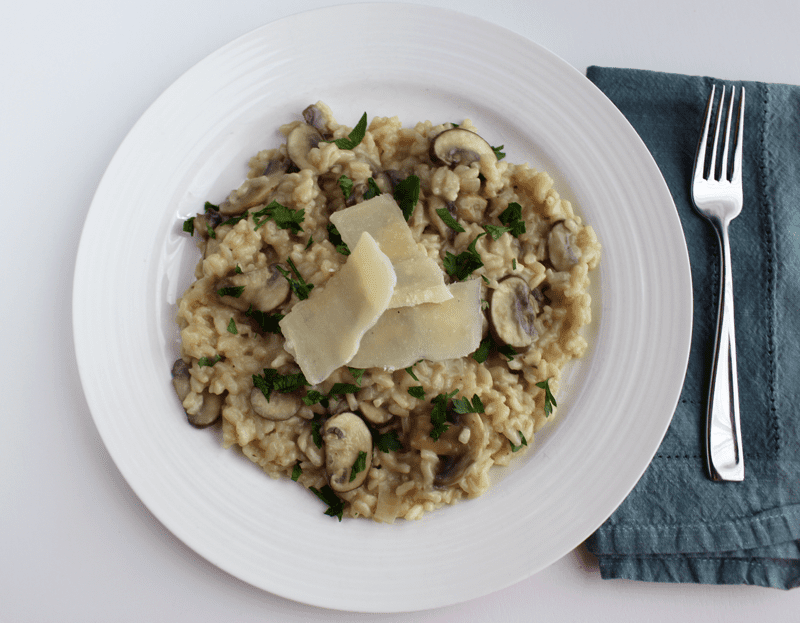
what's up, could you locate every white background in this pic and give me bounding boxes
[3,0,800,620]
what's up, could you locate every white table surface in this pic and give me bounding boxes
[4,0,800,620]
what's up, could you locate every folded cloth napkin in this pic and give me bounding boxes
[584,66,800,589]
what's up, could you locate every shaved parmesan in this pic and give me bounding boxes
[279,232,396,384]
[348,279,483,370]
[330,195,452,308]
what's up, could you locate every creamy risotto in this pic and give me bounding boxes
[171,102,601,522]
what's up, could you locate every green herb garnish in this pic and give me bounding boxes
[430,389,458,441]
[452,394,484,414]
[471,334,516,363]
[327,223,351,256]
[349,451,368,482]
[492,145,506,160]
[252,200,305,235]
[443,232,485,281]
[510,431,528,452]
[405,363,420,382]
[374,429,403,453]
[183,217,195,235]
[245,306,283,334]
[328,383,361,398]
[226,318,237,335]
[498,202,526,237]
[536,378,557,417]
[327,112,368,150]
[291,462,302,481]
[484,224,512,240]
[408,386,425,400]
[364,177,382,200]
[303,390,327,407]
[197,354,221,368]
[338,174,354,199]
[216,285,245,298]
[348,367,366,386]
[309,485,345,521]
[252,368,309,402]
[311,414,325,447]
[393,174,420,221]
[277,257,314,300]
[435,207,466,233]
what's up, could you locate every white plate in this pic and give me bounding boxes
[73,3,692,613]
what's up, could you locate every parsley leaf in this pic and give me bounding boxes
[245,306,283,334]
[217,285,245,298]
[405,363,420,382]
[374,429,403,453]
[348,367,366,386]
[497,343,518,361]
[328,382,361,398]
[510,431,528,452]
[536,378,557,417]
[338,174,354,199]
[252,200,305,235]
[291,462,302,481]
[443,232,485,281]
[206,223,216,239]
[183,217,195,235]
[327,112,368,150]
[309,485,345,521]
[197,354,221,368]
[227,318,237,335]
[234,265,243,274]
[364,177,381,200]
[303,390,327,407]
[408,386,425,400]
[393,174,420,221]
[204,201,220,213]
[484,224,512,241]
[452,394,484,414]
[327,223,351,256]
[277,258,314,300]
[498,202,526,237]
[492,145,506,160]
[430,389,458,441]
[471,334,516,363]
[311,414,325,447]
[252,368,309,402]
[435,207,466,233]
[349,451,368,482]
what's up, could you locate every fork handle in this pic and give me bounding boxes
[706,223,744,481]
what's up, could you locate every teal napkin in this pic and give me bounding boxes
[584,66,800,589]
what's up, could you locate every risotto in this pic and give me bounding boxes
[171,102,601,522]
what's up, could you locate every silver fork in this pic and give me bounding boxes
[691,84,746,482]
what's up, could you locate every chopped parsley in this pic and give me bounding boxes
[443,232,485,281]
[492,145,506,160]
[536,378,557,417]
[338,174,354,199]
[234,265,243,274]
[197,354,221,368]
[326,112,368,150]
[182,217,195,235]
[405,362,421,382]
[252,200,305,235]
[204,201,220,212]
[311,414,324,447]
[206,223,216,239]
[373,429,403,453]
[435,207,465,233]
[498,202,526,237]
[217,285,245,298]
[349,451,368,482]
[430,389,458,441]
[364,177,382,200]
[291,462,302,481]
[328,382,361,398]
[452,394,484,414]
[327,223,350,256]
[484,224,512,240]
[393,174,420,221]
[408,386,425,400]
[309,485,345,521]
[472,335,517,363]
[348,367,366,386]
[226,318,238,335]
[245,306,283,334]
[510,431,528,452]
[305,235,313,250]
[303,390,327,407]
[252,368,309,402]
[277,257,314,300]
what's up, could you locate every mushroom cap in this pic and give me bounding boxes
[216,264,291,313]
[286,123,323,171]
[489,276,539,349]
[323,412,373,492]
[219,173,283,216]
[250,387,300,421]
[548,221,583,272]
[429,128,497,168]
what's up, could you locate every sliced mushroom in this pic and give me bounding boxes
[323,412,373,492]
[188,390,224,428]
[302,104,331,138]
[192,210,224,240]
[434,412,486,487]
[250,387,300,421]
[263,156,290,177]
[171,359,191,402]
[489,276,540,349]
[216,264,290,313]
[429,128,497,168]
[218,173,283,216]
[548,221,583,272]
[286,123,323,171]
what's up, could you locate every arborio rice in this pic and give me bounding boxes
[171,102,601,523]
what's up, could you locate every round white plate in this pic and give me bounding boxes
[73,3,692,613]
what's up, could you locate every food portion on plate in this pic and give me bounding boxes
[171,102,601,522]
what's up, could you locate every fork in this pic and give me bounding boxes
[691,84,746,482]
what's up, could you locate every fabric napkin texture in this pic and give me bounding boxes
[583,66,800,589]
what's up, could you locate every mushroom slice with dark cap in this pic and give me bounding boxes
[323,412,373,492]
[547,221,583,272]
[250,387,300,421]
[489,276,540,349]
[171,359,223,428]
[216,264,290,313]
[302,104,331,138]
[218,173,283,216]
[429,128,497,168]
[286,123,323,171]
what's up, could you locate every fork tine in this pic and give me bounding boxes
[708,85,725,180]
[719,87,736,181]
[694,84,716,183]
[731,87,746,183]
